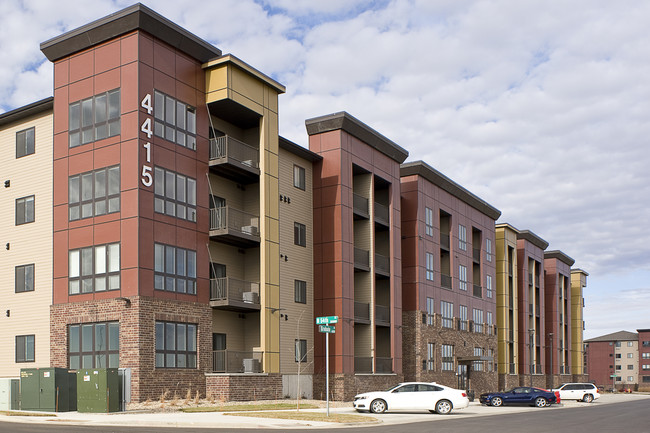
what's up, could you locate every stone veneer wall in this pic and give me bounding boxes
[313,373,404,402]
[205,374,283,401]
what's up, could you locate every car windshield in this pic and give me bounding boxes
[385,384,402,392]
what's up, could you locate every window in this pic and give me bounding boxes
[642,353,650,359]
[644,341,650,347]
[15,264,34,293]
[295,339,307,362]
[643,364,650,370]
[154,167,197,221]
[294,222,306,247]
[628,353,634,358]
[459,265,467,291]
[486,311,493,335]
[16,335,35,363]
[627,365,634,370]
[458,224,467,250]
[69,89,120,147]
[68,322,119,369]
[293,165,305,190]
[153,90,196,149]
[616,353,622,358]
[155,321,197,368]
[486,274,493,298]
[628,376,634,382]
[154,243,197,294]
[459,305,468,331]
[441,301,454,328]
[473,308,484,333]
[628,341,634,347]
[615,365,622,370]
[69,166,120,220]
[68,243,120,294]
[425,207,433,236]
[615,342,621,347]
[426,253,434,281]
[473,347,484,371]
[426,297,434,325]
[486,238,492,262]
[295,280,306,304]
[426,342,435,371]
[644,376,650,382]
[16,195,35,225]
[488,348,495,372]
[441,344,454,371]
[16,127,35,158]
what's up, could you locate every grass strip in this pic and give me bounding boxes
[180,403,318,413]
[0,411,54,417]
[224,411,377,423]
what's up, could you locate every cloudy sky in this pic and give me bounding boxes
[1,0,648,339]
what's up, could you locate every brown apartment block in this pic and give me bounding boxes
[638,329,650,391]
[400,161,501,397]
[585,330,638,391]
[307,112,408,401]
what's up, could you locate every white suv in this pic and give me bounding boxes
[553,383,600,403]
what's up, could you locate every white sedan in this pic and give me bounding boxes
[353,382,469,414]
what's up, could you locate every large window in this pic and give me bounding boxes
[69,243,120,294]
[426,253,434,281]
[426,342,435,371]
[441,301,454,328]
[295,339,307,362]
[16,127,35,158]
[294,165,305,190]
[69,89,120,147]
[642,353,650,359]
[486,238,493,262]
[69,166,120,220]
[294,222,306,247]
[294,280,306,304]
[153,90,196,149]
[154,167,197,221]
[473,308,484,333]
[425,207,433,236]
[68,322,119,369]
[16,335,35,363]
[16,195,35,225]
[154,243,197,294]
[473,347,484,371]
[459,305,468,331]
[15,264,34,293]
[458,224,467,251]
[155,321,197,368]
[486,274,493,298]
[426,297,435,325]
[441,344,454,371]
[459,265,468,291]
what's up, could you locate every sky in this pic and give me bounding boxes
[1,0,648,339]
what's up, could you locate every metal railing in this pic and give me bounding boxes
[441,273,452,289]
[375,357,393,373]
[440,233,450,250]
[459,319,468,331]
[474,322,484,333]
[210,277,260,305]
[210,206,259,237]
[374,202,389,224]
[375,253,390,274]
[209,136,259,168]
[441,316,454,329]
[473,284,482,298]
[212,350,264,373]
[355,357,372,373]
[354,301,370,322]
[353,193,369,217]
[354,247,370,270]
[375,305,390,325]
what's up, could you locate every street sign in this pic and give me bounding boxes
[319,325,335,334]
[610,374,617,378]
[316,316,339,325]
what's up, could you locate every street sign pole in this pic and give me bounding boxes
[326,331,329,417]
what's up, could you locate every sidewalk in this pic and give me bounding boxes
[2,393,649,430]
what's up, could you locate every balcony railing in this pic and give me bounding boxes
[210,277,260,311]
[473,248,481,262]
[440,233,450,250]
[209,136,259,168]
[354,247,370,271]
[375,305,390,326]
[441,273,452,289]
[473,284,482,298]
[374,202,389,226]
[212,350,264,373]
[459,319,468,331]
[375,357,393,373]
[354,301,370,323]
[442,316,455,329]
[210,207,260,245]
[355,357,372,373]
[375,253,390,275]
[352,193,369,218]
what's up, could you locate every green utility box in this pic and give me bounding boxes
[76,368,120,412]
[0,378,20,410]
[20,368,77,412]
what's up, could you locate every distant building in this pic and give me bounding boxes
[585,330,638,390]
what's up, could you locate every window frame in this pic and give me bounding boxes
[16,335,35,363]
[425,252,434,281]
[294,222,306,247]
[459,305,468,331]
[155,321,198,369]
[68,322,119,369]
[153,90,197,150]
[425,207,434,236]
[68,89,120,147]
[426,297,434,325]
[68,165,120,221]
[293,165,306,190]
[295,339,307,362]
[294,280,307,304]
[16,127,35,158]
[441,344,454,371]
[441,301,454,328]
[459,264,468,291]
[15,264,35,293]
[153,167,197,222]
[473,308,484,333]
[15,195,35,225]
[486,238,492,262]
[458,224,467,251]
[426,342,435,371]
[68,242,120,294]
[153,243,197,294]
[486,274,493,298]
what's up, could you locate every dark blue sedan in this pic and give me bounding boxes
[479,387,557,407]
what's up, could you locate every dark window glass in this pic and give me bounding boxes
[69,89,120,147]
[153,90,196,150]
[294,222,306,247]
[69,166,120,221]
[16,335,35,363]
[15,264,34,293]
[153,243,196,294]
[293,165,305,190]
[16,195,35,225]
[295,339,307,362]
[68,322,119,369]
[153,167,196,221]
[294,280,306,304]
[16,127,35,158]
[155,321,197,368]
[68,243,120,294]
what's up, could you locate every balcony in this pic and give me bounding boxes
[353,193,369,219]
[441,273,452,289]
[354,301,370,324]
[210,207,260,247]
[473,284,482,298]
[473,248,481,263]
[354,247,370,272]
[375,357,393,373]
[440,233,450,250]
[210,277,260,312]
[375,305,390,327]
[209,136,260,183]
[375,253,390,276]
[212,350,264,373]
[374,202,389,227]
[355,357,373,373]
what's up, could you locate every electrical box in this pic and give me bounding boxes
[76,368,121,412]
[20,368,76,412]
[0,378,20,410]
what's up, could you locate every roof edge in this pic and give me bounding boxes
[279,136,322,162]
[0,97,54,127]
[544,250,575,266]
[517,230,549,250]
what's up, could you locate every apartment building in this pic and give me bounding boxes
[570,269,588,381]
[400,161,500,396]
[0,98,53,377]
[585,331,638,390]
[307,112,408,401]
[639,329,650,391]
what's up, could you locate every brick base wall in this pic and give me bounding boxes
[206,374,283,401]
[313,373,404,402]
[499,374,520,391]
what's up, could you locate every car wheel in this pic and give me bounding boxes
[435,399,452,415]
[491,397,503,407]
[583,394,594,403]
[535,397,547,408]
[370,399,387,414]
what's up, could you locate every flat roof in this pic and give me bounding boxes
[400,160,501,220]
[517,229,549,250]
[305,111,409,163]
[0,97,53,128]
[571,268,589,276]
[544,250,575,266]
[203,54,285,94]
[40,3,221,62]
[279,136,322,162]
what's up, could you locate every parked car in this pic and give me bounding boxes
[479,386,558,407]
[552,383,600,402]
[353,382,469,414]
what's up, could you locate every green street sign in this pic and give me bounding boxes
[316,316,339,325]
[610,374,617,378]
[319,325,335,333]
